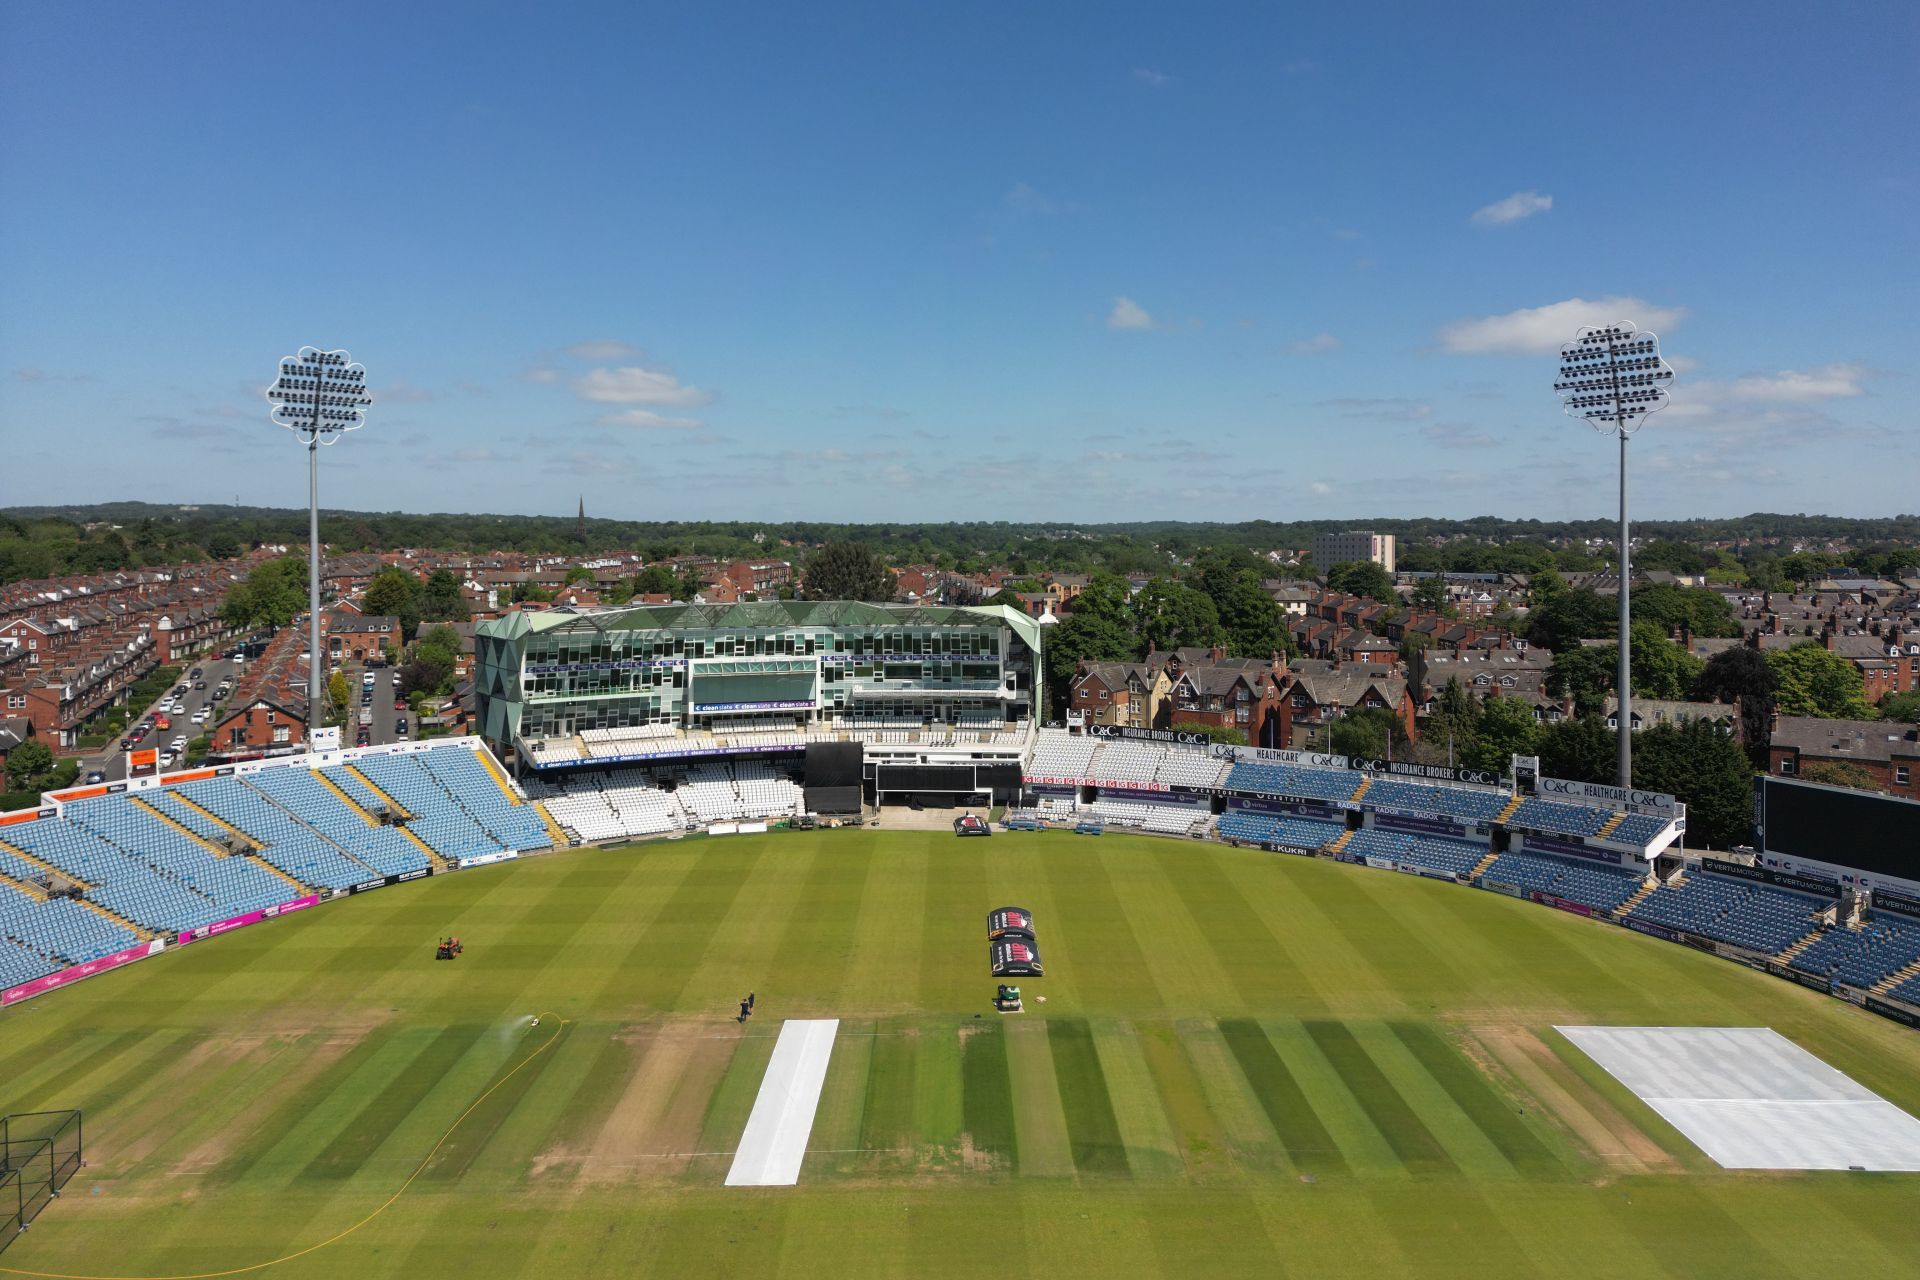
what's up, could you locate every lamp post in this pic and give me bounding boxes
[1554,322,1675,787]
[267,348,371,719]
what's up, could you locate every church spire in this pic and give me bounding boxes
[577,495,585,543]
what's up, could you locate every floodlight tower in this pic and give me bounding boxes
[1553,322,1675,787]
[267,348,372,716]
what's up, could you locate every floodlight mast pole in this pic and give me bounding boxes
[1552,322,1676,792]
[308,427,322,713]
[268,349,371,731]
[1610,329,1632,789]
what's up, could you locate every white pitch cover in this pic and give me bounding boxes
[725,1019,840,1186]
[1557,1025,1920,1171]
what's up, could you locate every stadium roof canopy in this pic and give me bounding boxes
[477,600,1044,653]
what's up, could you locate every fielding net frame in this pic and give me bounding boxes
[1,1109,84,1254]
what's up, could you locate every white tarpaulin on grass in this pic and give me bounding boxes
[1557,1025,1920,1171]
[725,1019,839,1186]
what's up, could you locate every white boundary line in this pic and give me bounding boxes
[725,1019,840,1186]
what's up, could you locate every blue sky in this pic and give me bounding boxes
[3,1,1915,523]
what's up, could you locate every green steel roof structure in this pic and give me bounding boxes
[477,600,1044,654]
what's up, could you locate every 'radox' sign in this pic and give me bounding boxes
[1536,775,1677,815]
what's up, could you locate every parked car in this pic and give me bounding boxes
[395,718,409,736]
[85,770,106,785]
[189,667,202,679]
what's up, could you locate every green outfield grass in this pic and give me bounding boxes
[4,830,1919,1278]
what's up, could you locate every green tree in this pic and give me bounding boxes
[1537,715,1615,784]
[220,556,308,630]
[1767,642,1873,719]
[632,564,681,596]
[1398,631,1432,663]
[1632,583,1741,638]
[1131,578,1226,654]
[1631,719,1756,849]
[1524,586,1616,652]
[5,738,55,791]
[1548,645,1617,718]
[1628,620,1705,700]
[1192,550,1290,658]
[327,671,350,717]
[1879,691,1920,724]
[362,567,423,640]
[204,532,242,561]
[565,565,593,586]
[1174,722,1247,746]
[1797,760,1882,791]
[1692,646,1778,761]
[1041,574,1140,716]
[1325,559,1395,602]
[1528,567,1568,605]
[419,568,469,622]
[1465,696,1539,774]
[1328,707,1399,760]
[803,542,895,601]
[1411,576,1449,612]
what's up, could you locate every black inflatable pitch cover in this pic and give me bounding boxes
[990,936,1044,977]
[988,906,1035,939]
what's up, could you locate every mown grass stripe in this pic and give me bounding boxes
[609,847,766,1013]
[421,1020,573,1182]
[543,1025,635,1157]
[1036,844,1160,1010]
[1303,1020,1454,1175]
[1046,1017,1130,1175]
[1218,1018,1348,1176]
[960,1022,1013,1162]
[298,1023,484,1182]
[1135,1021,1233,1175]
[913,1019,965,1165]
[1152,844,1323,1016]
[858,1020,917,1157]
[0,1028,149,1113]
[1005,1020,1075,1177]
[1089,1020,1183,1178]
[209,1026,399,1184]
[1390,1021,1561,1176]
[768,841,874,993]
[805,1018,874,1175]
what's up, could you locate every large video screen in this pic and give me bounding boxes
[1758,777,1920,880]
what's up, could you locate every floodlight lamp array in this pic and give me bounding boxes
[1553,323,1674,436]
[267,346,371,442]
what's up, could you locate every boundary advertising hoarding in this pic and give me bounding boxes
[175,895,319,945]
[1535,775,1677,815]
[1700,856,1841,900]
[2,939,166,1006]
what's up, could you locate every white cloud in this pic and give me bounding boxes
[599,408,705,430]
[1319,397,1432,421]
[1309,481,1333,496]
[576,366,711,407]
[1003,182,1066,217]
[1422,422,1496,449]
[1470,190,1553,227]
[1723,363,1866,402]
[524,367,560,384]
[566,340,645,361]
[1107,296,1154,331]
[376,381,433,404]
[1132,67,1171,88]
[1437,296,1689,356]
[1288,332,1342,355]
